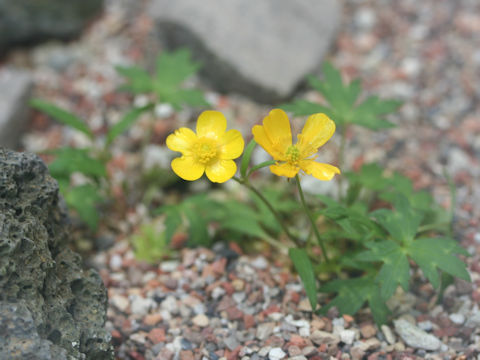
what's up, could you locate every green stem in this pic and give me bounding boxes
[232,177,301,248]
[337,124,347,202]
[295,175,330,263]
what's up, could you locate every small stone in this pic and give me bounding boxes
[256,322,275,340]
[131,296,155,316]
[381,325,396,345]
[143,313,163,326]
[417,320,433,331]
[233,292,246,303]
[148,328,166,344]
[212,287,226,300]
[310,330,340,345]
[160,260,180,272]
[360,324,376,338]
[251,256,268,270]
[362,338,381,351]
[109,254,123,270]
[161,295,178,314]
[226,306,243,320]
[339,329,356,345]
[301,346,317,356]
[179,350,194,360]
[268,347,286,360]
[192,314,210,327]
[224,335,240,351]
[297,298,312,312]
[232,279,245,291]
[299,326,310,337]
[259,347,272,357]
[393,319,441,351]
[111,295,129,312]
[289,357,307,360]
[130,332,147,344]
[449,313,465,325]
[288,345,302,356]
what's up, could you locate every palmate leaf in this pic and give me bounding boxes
[280,62,401,130]
[106,104,153,145]
[155,49,201,89]
[408,237,470,289]
[115,65,153,94]
[319,276,389,325]
[356,240,410,300]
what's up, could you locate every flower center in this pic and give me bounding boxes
[193,137,219,164]
[286,145,301,163]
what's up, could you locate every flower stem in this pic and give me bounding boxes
[337,124,347,202]
[295,175,330,263]
[233,177,301,248]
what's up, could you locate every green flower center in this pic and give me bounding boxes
[286,145,301,163]
[193,138,219,164]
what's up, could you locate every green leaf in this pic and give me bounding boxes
[131,223,169,264]
[241,139,257,178]
[289,248,318,311]
[356,240,410,300]
[183,205,211,247]
[351,96,401,130]
[65,184,102,230]
[371,196,422,245]
[279,99,331,117]
[319,276,389,325]
[164,207,182,242]
[115,65,153,94]
[155,49,201,90]
[408,237,470,288]
[48,148,106,180]
[30,99,93,139]
[106,104,153,145]
[280,62,401,130]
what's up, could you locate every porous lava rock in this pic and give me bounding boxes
[0,148,112,359]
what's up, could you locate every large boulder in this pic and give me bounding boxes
[0,148,112,359]
[0,0,104,54]
[149,0,341,102]
[0,68,33,149]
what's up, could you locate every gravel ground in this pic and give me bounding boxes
[5,0,480,359]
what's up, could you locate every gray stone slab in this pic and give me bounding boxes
[0,68,33,149]
[149,0,341,102]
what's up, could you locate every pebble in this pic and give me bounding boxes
[360,324,376,338]
[339,329,356,345]
[161,295,179,314]
[417,320,433,331]
[310,330,340,345]
[449,313,465,325]
[160,260,180,272]
[394,319,442,351]
[110,295,129,312]
[109,254,123,270]
[381,325,396,345]
[131,296,155,316]
[192,314,209,327]
[268,347,286,360]
[256,322,275,340]
[251,256,268,270]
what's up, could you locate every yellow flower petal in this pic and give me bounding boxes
[196,111,227,139]
[252,125,285,160]
[171,156,205,181]
[166,127,197,155]
[219,129,244,160]
[297,113,335,157]
[300,160,340,181]
[263,109,292,155]
[205,159,237,183]
[270,163,299,178]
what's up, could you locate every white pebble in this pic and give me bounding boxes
[131,296,155,316]
[109,254,123,270]
[268,347,286,360]
[449,313,465,325]
[251,256,268,270]
[340,329,356,345]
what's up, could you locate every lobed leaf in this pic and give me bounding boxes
[65,184,102,230]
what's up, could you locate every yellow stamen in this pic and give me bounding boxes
[286,145,300,163]
[193,137,218,164]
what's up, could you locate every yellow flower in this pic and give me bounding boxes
[252,109,340,180]
[166,111,244,183]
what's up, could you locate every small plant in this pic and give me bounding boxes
[30,49,208,230]
[160,63,470,325]
[116,48,209,110]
